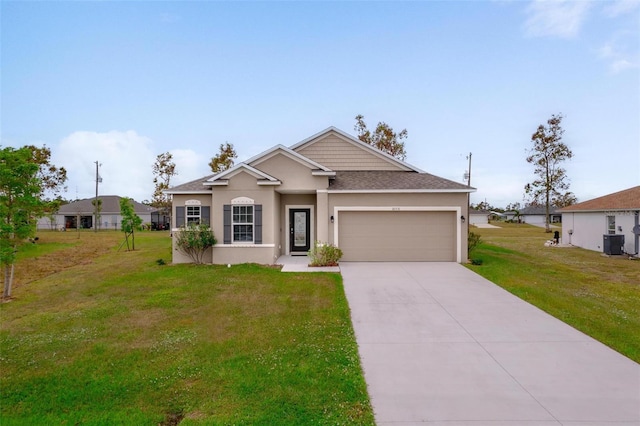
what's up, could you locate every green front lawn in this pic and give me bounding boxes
[1,232,374,425]
[468,223,640,363]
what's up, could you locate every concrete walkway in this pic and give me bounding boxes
[340,262,640,425]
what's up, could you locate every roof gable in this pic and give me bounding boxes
[247,144,332,172]
[560,186,640,212]
[204,164,280,186]
[290,127,421,172]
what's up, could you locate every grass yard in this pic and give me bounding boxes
[467,223,640,363]
[0,231,374,425]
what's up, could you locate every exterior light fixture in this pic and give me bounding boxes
[460,215,465,223]
[330,215,334,223]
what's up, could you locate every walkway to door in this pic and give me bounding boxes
[341,262,640,425]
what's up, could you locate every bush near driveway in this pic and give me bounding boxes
[0,232,374,425]
[468,223,640,363]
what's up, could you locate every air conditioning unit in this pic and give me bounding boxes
[603,234,625,255]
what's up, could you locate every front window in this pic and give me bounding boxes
[607,215,615,235]
[233,205,253,242]
[187,206,201,225]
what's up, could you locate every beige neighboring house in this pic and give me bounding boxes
[560,186,640,256]
[37,195,155,231]
[166,127,475,264]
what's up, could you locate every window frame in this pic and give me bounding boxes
[607,215,616,235]
[186,206,201,225]
[232,205,254,243]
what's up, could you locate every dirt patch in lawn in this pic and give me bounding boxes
[8,232,122,292]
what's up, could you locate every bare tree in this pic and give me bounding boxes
[525,113,574,232]
[354,114,408,160]
[152,152,177,211]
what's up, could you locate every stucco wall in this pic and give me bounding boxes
[562,211,639,255]
[250,152,329,192]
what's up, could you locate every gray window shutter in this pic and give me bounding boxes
[201,206,210,226]
[254,205,262,244]
[223,205,231,244]
[176,207,185,227]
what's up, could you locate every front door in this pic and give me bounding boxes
[289,208,311,254]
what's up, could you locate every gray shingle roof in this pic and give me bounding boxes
[520,206,559,215]
[165,174,215,193]
[58,196,155,215]
[329,171,473,191]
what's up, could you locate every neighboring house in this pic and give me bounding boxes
[519,205,562,226]
[166,127,475,264]
[560,186,640,256]
[501,210,518,221]
[36,195,156,231]
[469,209,490,225]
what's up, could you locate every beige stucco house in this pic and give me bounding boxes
[166,127,475,264]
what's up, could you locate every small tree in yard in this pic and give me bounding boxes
[1,146,67,300]
[525,113,574,233]
[120,197,142,251]
[175,224,217,264]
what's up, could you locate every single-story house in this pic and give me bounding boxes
[469,209,490,225]
[559,186,640,256]
[519,205,562,226]
[166,127,475,264]
[36,195,156,231]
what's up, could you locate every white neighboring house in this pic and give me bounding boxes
[519,206,562,226]
[36,195,156,231]
[559,186,640,256]
[469,209,490,225]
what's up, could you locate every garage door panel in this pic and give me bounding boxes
[339,211,456,262]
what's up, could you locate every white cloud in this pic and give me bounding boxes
[524,0,592,39]
[55,130,156,202]
[603,0,640,17]
[597,31,640,73]
[169,149,211,185]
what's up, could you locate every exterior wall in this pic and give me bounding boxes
[251,153,329,192]
[522,214,546,225]
[562,211,639,255]
[40,212,152,231]
[469,214,488,225]
[171,193,213,228]
[326,192,469,262]
[295,133,406,171]
[210,171,279,265]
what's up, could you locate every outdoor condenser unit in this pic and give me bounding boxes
[603,234,625,255]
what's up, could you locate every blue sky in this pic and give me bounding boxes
[2,0,639,207]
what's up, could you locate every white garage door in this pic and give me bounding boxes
[338,211,456,262]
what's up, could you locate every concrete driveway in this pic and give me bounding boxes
[340,262,640,425]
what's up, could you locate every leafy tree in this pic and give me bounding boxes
[552,192,577,208]
[152,152,176,210]
[354,114,408,160]
[525,113,574,232]
[209,142,237,173]
[175,224,217,264]
[1,146,67,299]
[470,201,494,211]
[119,197,143,251]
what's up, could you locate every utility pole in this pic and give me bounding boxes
[94,161,101,233]
[466,152,472,187]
